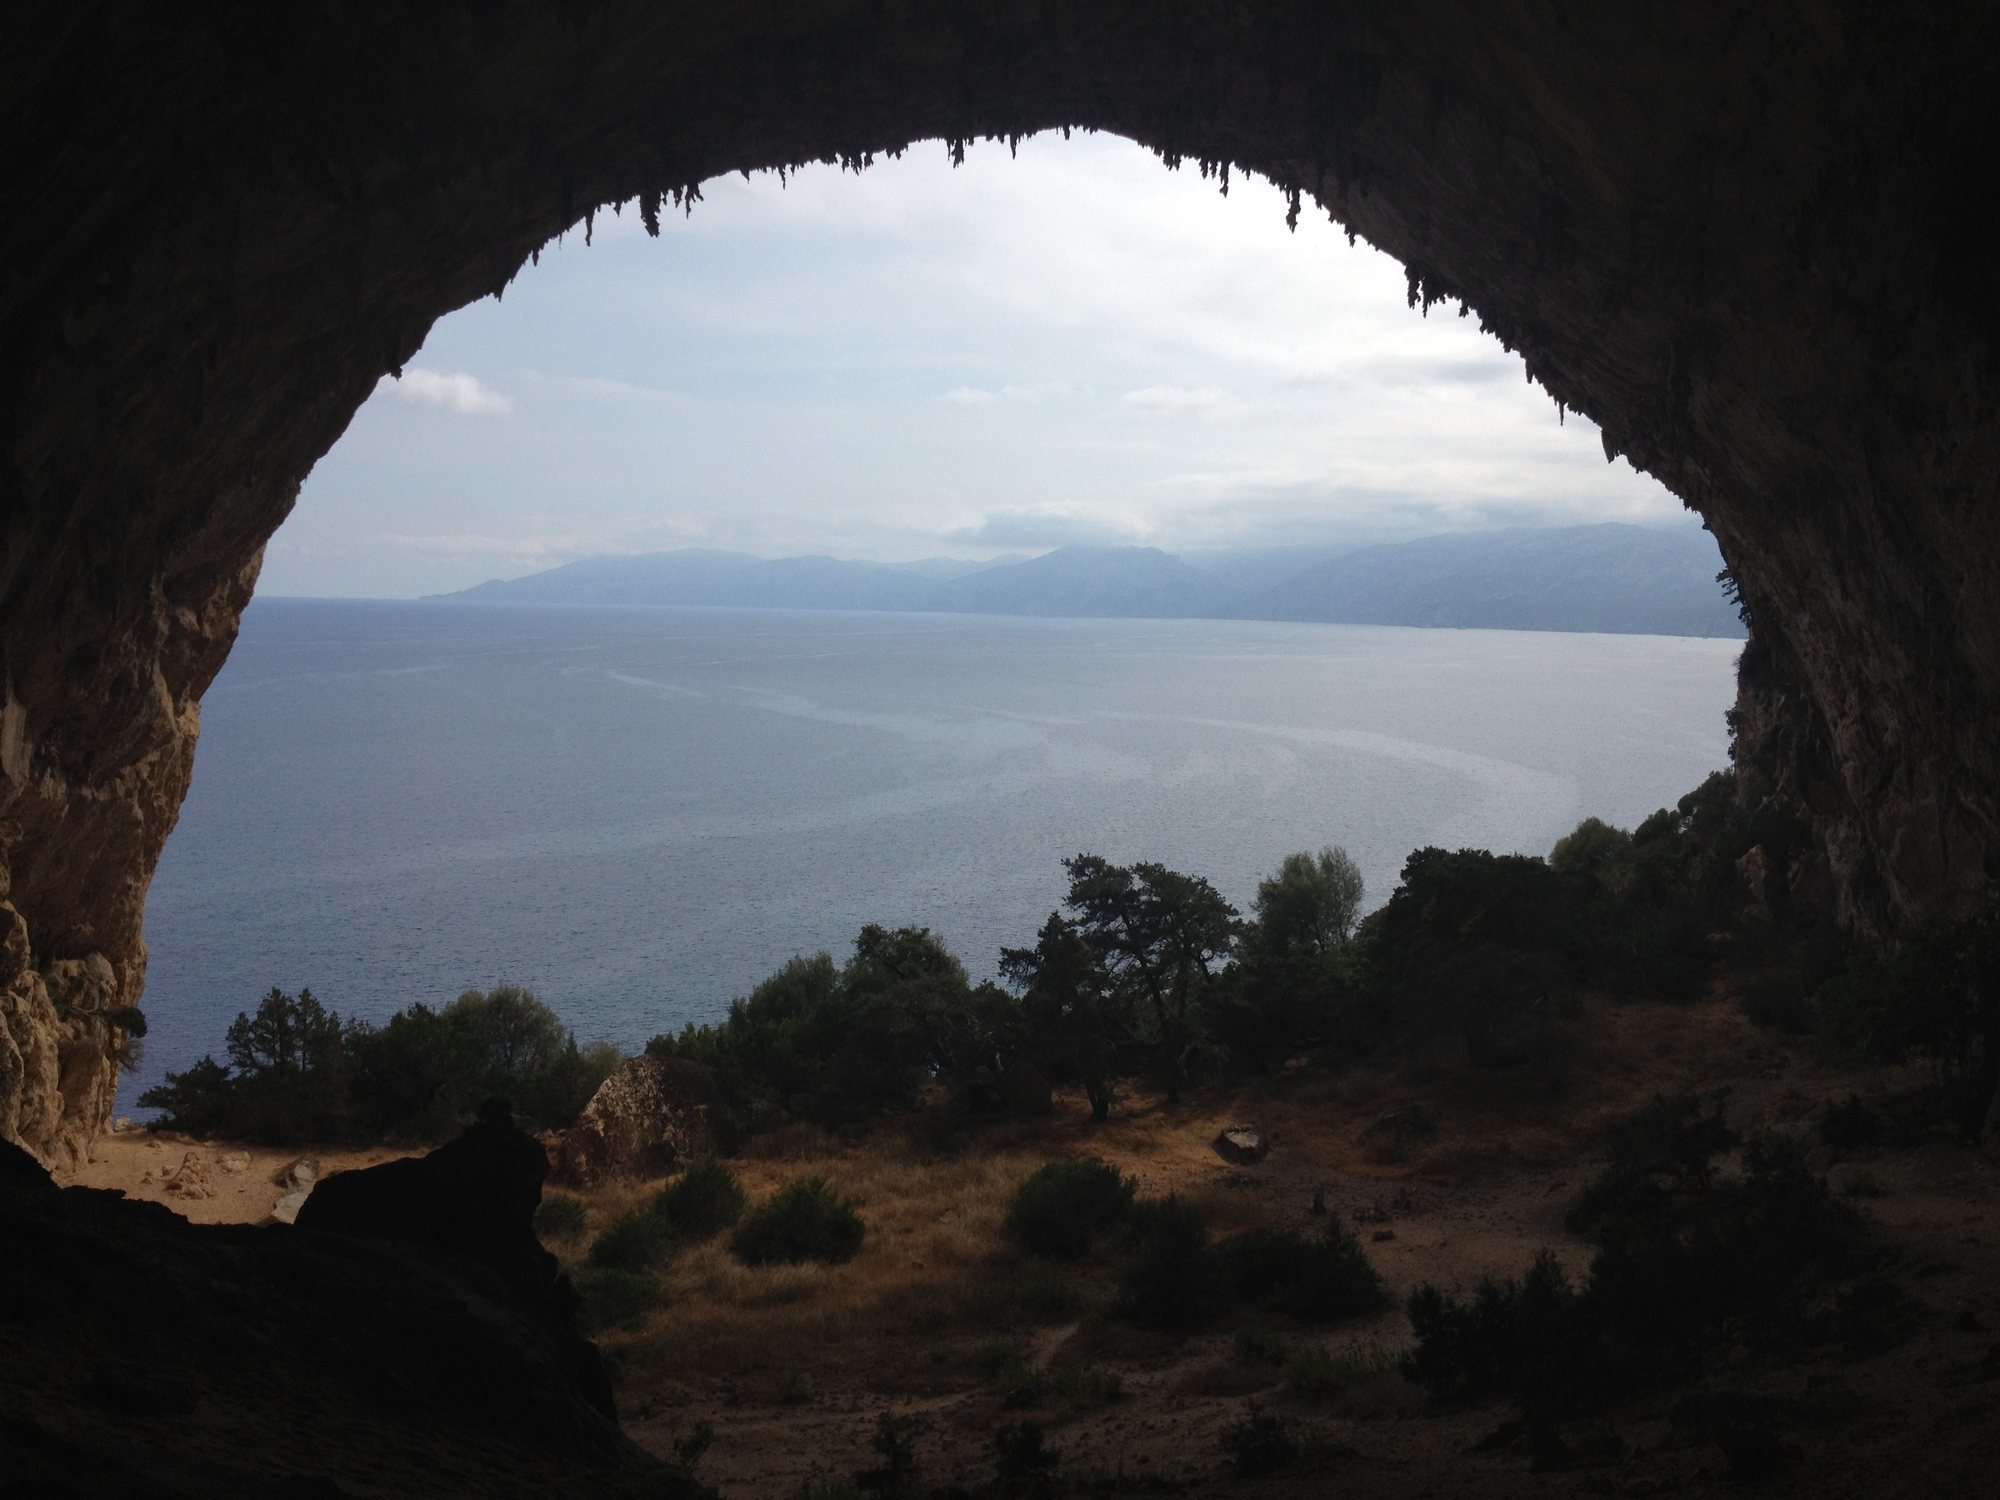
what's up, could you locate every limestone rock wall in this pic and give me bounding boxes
[4,2,1997,1157]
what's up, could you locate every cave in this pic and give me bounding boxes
[3,0,1997,1180]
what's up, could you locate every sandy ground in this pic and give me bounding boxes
[59,1128,416,1224]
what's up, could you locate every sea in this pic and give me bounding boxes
[123,599,1741,1110]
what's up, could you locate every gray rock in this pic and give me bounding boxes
[547,1056,737,1186]
[1213,1126,1270,1165]
[269,1155,319,1224]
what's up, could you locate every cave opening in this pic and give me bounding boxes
[0,0,1992,1207]
[8,9,2000,1495]
[124,132,1738,1116]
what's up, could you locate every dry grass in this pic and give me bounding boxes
[572,986,1810,1495]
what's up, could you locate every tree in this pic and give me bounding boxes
[1060,855,1238,1103]
[1548,817,1633,888]
[434,986,619,1127]
[223,986,352,1141]
[136,1054,236,1137]
[225,985,345,1081]
[1001,911,1125,1120]
[1251,846,1365,958]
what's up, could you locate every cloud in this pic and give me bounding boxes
[381,369,513,415]
[542,374,684,406]
[1118,385,1243,421]
[942,382,1073,405]
[377,531,586,563]
[286,134,1691,597]
[943,508,1144,550]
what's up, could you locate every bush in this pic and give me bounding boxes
[1409,1120,1871,1426]
[1215,1221,1384,1322]
[991,1422,1063,1500]
[534,1192,588,1242]
[140,984,619,1144]
[1817,1095,1881,1151]
[731,1178,866,1266]
[953,1273,1090,1330]
[588,1206,675,1271]
[1565,1093,1738,1240]
[1007,1159,1136,1259]
[1116,1196,1219,1331]
[1282,1338,1402,1400]
[655,1158,746,1241]
[856,1413,921,1500]
[1220,1409,1298,1477]
[979,1344,1123,1410]
[568,1265,658,1333]
[651,927,1036,1131]
[135,1055,236,1138]
[1404,1251,1598,1413]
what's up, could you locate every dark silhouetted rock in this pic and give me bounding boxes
[296,1102,564,1317]
[0,1138,693,1500]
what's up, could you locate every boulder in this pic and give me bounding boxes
[1213,1126,1270,1165]
[295,1105,569,1323]
[547,1056,737,1187]
[0,1137,687,1499]
[269,1155,320,1224]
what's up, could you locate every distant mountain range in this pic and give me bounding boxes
[426,523,1745,639]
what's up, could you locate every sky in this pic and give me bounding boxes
[267,132,1692,599]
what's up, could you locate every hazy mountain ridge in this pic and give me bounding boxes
[429,523,1744,638]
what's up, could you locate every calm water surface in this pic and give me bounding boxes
[127,600,1739,1106]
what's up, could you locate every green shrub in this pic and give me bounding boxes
[1233,1328,1294,1367]
[588,1206,675,1271]
[650,926,1036,1130]
[953,1272,1090,1329]
[136,1055,237,1138]
[1215,1221,1384,1322]
[1404,1251,1597,1412]
[1409,1123,1871,1426]
[991,1422,1063,1500]
[1116,1196,1219,1331]
[1007,1158,1136,1259]
[1220,1409,1298,1477]
[655,1158,746,1240]
[1565,1093,1738,1240]
[672,1422,717,1471]
[855,1413,921,1500]
[980,1345,1123,1410]
[534,1192,588,1242]
[567,1265,659,1333]
[1817,1094,1881,1151]
[1282,1338,1401,1400]
[139,984,618,1144]
[731,1177,866,1266]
